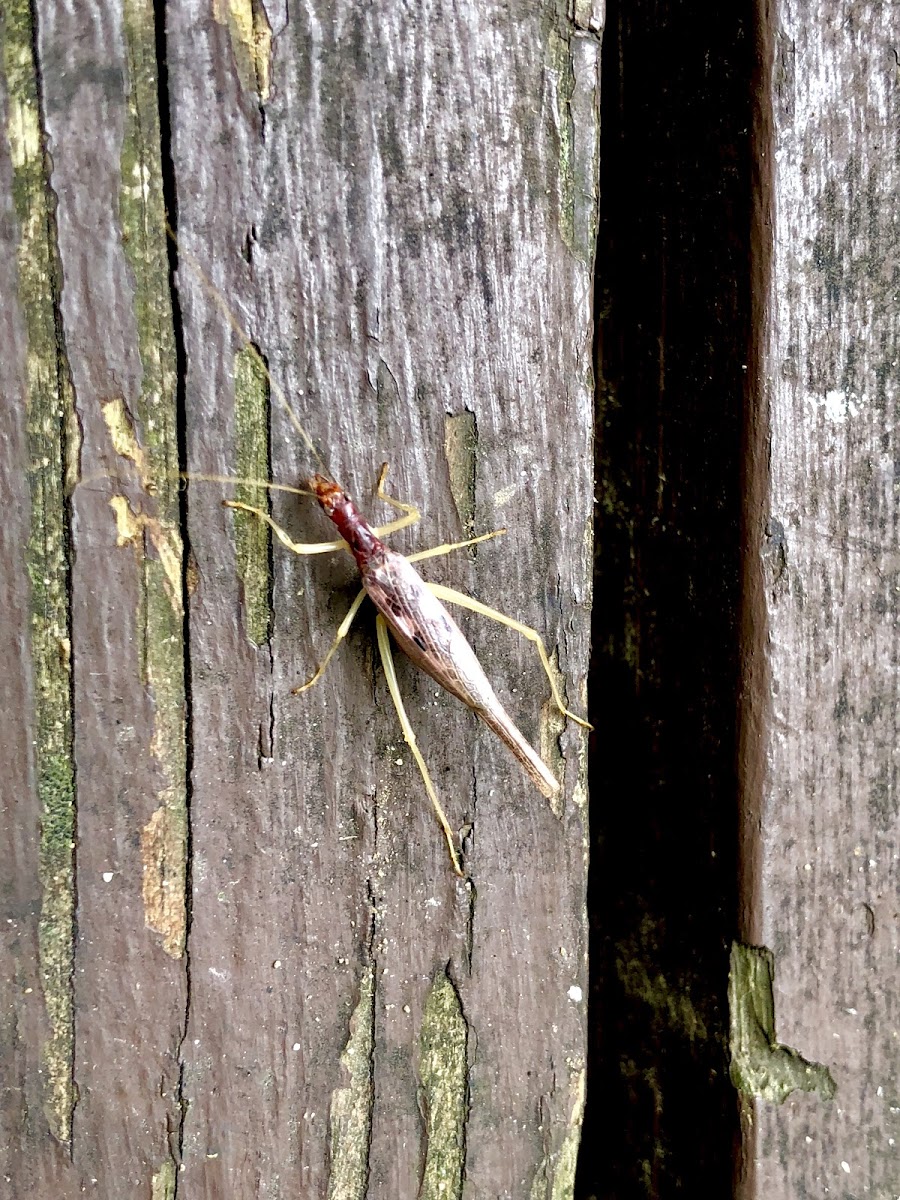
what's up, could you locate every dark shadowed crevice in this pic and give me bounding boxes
[578,2,753,1195]
[152,0,194,1177]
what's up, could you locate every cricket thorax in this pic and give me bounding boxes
[307,474,383,568]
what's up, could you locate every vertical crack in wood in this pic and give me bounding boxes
[327,963,376,1200]
[728,943,836,1105]
[540,645,569,818]
[233,344,274,646]
[120,0,187,964]
[417,968,469,1200]
[4,0,77,1147]
[738,0,777,956]
[734,4,776,1194]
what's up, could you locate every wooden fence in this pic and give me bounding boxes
[1,0,896,1197]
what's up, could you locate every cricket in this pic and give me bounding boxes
[180,239,591,875]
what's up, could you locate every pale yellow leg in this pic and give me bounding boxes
[406,527,506,564]
[223,500,348,554]
[426,582,593,731]
[292,587,367,694]
[361,461,422,538]
[223,472,422,547]
[375,614,465,877]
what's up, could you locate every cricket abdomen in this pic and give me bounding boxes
[363,547,560,799]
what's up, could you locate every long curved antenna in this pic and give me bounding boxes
[165,219,333,480]
[178,472,315,497]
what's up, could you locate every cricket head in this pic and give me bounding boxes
[307,473,345,515]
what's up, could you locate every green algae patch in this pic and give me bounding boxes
[233,345,273,646]
[443,411,477,539]
[548,28,576,255]
[328,966,375,1200]
[151,1160,177,1200]
[729,942,836,1104]
[418,970,468,1200]
[213,0,273,103]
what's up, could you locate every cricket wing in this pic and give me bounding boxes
[363,548,559,798]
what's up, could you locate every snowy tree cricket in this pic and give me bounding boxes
[221,465,591,875]
[176,234,591,876]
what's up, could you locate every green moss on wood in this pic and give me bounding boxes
[328,966,375,1200]
[548,28,576,256]
[150,1160,177,1200]
[443,411,477,539]
[530,1063,586,1200]
[119,0,187,958]
[233,346,273,646]
[729,942,836,1104]
[4,0,77,1145]
[418,970,468,1200]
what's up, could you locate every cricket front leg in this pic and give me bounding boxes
[223,500,349,554]
[375,614,465,877]
[366,462,422,538]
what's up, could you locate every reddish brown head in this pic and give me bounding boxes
[307,473,344,515]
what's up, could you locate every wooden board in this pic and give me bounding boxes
[0,1,598,1195]
[736,0,900,1194]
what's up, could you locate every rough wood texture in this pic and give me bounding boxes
[736,0,900,1195]
[1,1,598,1195]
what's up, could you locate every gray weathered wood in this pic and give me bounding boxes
[1,0,597,1195]
[736,1,900,1194]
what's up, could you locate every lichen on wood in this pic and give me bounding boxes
[4,0,76,1145]
[729,942,836,1105]
[418,969,469,1200]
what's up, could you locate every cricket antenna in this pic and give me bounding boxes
[176,473,317,499]
[165,218,334,481]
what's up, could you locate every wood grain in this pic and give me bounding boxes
[737,1,900,1195]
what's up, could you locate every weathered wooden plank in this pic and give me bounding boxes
[167,3,597,1194]
[736,0,900,1194]
[1,0,187,1193]
[1,1,598,1197]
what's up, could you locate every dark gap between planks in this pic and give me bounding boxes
[577,2,754,1195]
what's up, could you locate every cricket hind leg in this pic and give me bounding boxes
[425,582,593,731]
[375,614,465,877]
